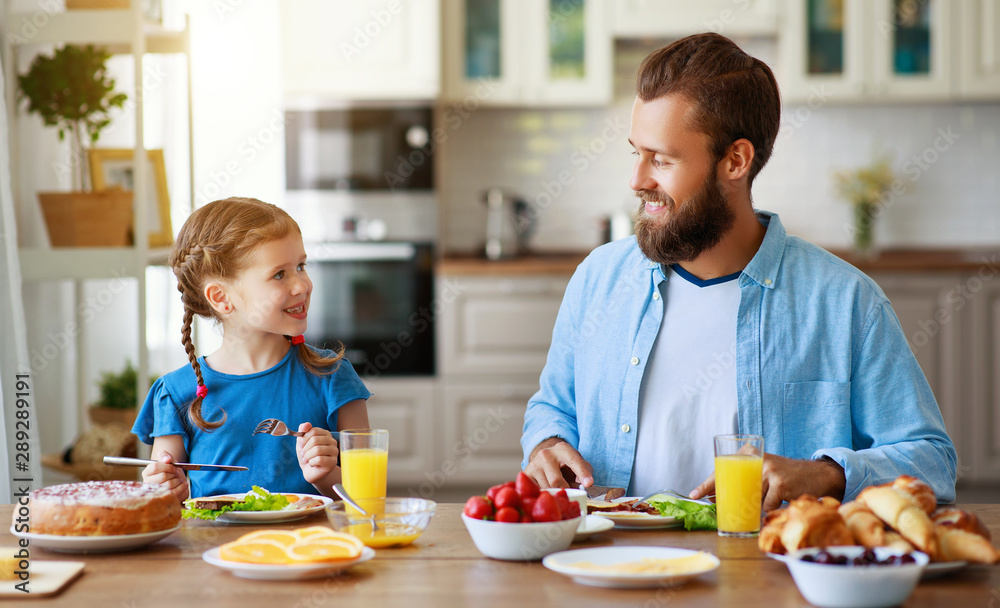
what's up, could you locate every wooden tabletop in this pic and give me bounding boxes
[4,503,999,607]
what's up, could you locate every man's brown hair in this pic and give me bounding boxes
[636,33,780,185]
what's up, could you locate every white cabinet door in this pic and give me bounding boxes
[282,0,440,100]
[779,0,867,101]
[612,0,779,37]
[438,275,569,376]
[364,378,436,485]
[969,280,1000,482]
[439,382,537,484]
[957,0,1000,98]
[442,0,612,106]
[870,0,952,101]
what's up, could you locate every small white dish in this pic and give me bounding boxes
[573,515,614,542]
[462,514,582,561]
[543,546,719,588]
[784,546,928,608]
[10,524,179,554]
[194,493,332,524]
[202,546,374,580]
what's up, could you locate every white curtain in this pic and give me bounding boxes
[0,47,43,503]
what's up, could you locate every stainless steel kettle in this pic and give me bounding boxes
[483,188,535,260]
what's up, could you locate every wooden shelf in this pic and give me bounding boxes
[18,247,172,281]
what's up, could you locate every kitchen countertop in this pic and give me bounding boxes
[438,248,1000,276]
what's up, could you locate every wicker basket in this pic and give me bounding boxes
[38,191,133,247]
[65,0,130,8]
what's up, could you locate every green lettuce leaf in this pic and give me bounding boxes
[649,498,717,531]
[181,486,290,520]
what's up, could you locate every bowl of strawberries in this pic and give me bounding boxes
[462,472,584,561]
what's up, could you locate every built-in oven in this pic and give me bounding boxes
[304,241,435,379]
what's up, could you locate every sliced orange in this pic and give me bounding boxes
[219,539,290,564]
[236,530,298,546]
[295,526,340,540]
[285,538,362,563]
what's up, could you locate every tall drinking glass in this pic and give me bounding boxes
[714,434,764,538]
[340,429,389,506]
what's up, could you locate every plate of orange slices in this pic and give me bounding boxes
[202,526,375,580]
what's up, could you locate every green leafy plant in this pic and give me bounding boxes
[832,152,904,256]
[96,361,158,410]
[17,44,127,190]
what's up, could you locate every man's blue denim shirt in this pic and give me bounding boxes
[521,211,957,502]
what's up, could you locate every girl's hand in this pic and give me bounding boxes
[142,450,190,503]
[295,422,340,489]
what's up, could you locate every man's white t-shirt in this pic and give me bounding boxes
[628,264,742,497]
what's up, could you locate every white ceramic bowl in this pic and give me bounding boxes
[462,513,583,561]
[785,546,929,608]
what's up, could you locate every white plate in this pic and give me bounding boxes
[573,515,615,542]
[202,546,375,580]
[9,525,179,554]
[543,546,720,588]
[192,493,333,524]
[922,560,967,579]
[590,498,682,529]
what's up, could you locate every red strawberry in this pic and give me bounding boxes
[531,491,561,522]
[520,511,534,523]
[515,471,540,499]
[486,484,506,502]
[495,506,520,523]
[521,496,537,515]
[463,495,494,520]
[494,487,522,511]
[552,489,571,515]
[566,501,582,519]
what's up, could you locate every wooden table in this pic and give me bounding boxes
[4,504,999,607]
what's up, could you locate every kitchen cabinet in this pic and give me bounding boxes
[779,0,953,102]
[364,377,437,486]
[611,0,779,37]
[442,0,612,106]
[871,265,1000,484]
[280,0,440,100]
[436,273,569,483]
[957,0,1000,98]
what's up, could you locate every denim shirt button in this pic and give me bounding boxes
[652,292,660,300]
[764,278,772,285]
[621,424,631,433]
[630,357,639,365]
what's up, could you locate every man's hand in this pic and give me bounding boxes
[689,454,845,512]
[525,437,594,489]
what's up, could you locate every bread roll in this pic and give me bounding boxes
[779,495,854,553]
[932,508,991,540]
[838,501,886,548]
[931,508,999,564]
[883,530,915,553]
[857,485,936,555]
[891,475,936,515]
[758,508,789,554]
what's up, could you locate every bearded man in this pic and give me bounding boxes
[520,33,957,509]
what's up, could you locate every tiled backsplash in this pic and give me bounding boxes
[438,40,1000,255]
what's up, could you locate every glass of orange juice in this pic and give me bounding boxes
[713,434,764,538]
[340,429,389,504]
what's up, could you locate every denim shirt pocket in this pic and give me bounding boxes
[782,381,852,460]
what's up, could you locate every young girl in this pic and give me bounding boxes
[133,197,371,502]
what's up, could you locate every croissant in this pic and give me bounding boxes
[857,485,937,555]
[891,475,937,514]
[931,508,999,564]
[838,501,885,548]
[758,508,789,554]
[779,495,854,553]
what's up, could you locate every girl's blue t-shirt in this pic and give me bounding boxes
[132,347,371,498]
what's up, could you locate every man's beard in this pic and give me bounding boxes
[633,174,736,266]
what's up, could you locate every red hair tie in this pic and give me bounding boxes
[196,384,208,399]
[290,335,305,345]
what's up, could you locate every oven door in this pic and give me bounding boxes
[304,242,435,378]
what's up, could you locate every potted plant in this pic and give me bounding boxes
[17,44,132,246]
[832,152,905,260]
[88,360,157,428]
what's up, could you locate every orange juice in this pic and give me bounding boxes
[714,453,763,536]
[341,448,388,501]
[345,522,423,548]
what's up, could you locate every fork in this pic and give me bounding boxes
[251,418,341,440]
[631,488,714,511]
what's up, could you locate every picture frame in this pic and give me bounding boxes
[89,148,173,248]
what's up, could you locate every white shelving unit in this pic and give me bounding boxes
[1,6,193,429]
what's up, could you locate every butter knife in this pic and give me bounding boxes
[583,485,626,501]
[103,456,248,472]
